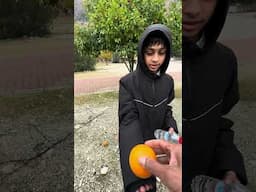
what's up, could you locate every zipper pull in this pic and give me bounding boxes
[154,129,182,144]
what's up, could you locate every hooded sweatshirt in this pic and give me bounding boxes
[182,0,247,191]
[118,24,177,192]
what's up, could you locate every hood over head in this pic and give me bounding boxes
[183,0,230,56]
[137,24,172,78]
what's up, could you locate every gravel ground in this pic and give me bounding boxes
[74,98,181,192]
[75,97,256,192]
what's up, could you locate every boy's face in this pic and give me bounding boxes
[183,0,217,41]
[144,44,166,73]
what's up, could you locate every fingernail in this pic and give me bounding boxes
[139,157,146,166]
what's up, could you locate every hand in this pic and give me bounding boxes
[168,127,175,135]
[139,139,182,192]
[136,184,153,192]
[223,170,240,184]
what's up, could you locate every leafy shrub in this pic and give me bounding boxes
[74,50,96,72]
[165,1,182,57]
[74,23,99,71]
[74,23,100,57]
[89,0,167,72]
[98,50,113,63]
[0,0,56,39]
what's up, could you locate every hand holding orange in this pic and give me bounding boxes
[129,144,157,179]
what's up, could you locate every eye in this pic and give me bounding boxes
[159,51,166,55]
[145,51,154,56]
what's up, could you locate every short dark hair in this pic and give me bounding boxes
[143,32,167,52]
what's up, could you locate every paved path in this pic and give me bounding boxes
[74,60,181,95]
[74,71,181,95]
[0,13,255,96]
[0,35,73,95]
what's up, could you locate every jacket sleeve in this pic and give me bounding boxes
[118,80,156,192]
[212,54,247,184]
[163,77,178,133]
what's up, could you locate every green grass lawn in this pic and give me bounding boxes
[0,88,73,118]
[74,91,118,106]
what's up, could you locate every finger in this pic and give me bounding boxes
[139,186,146,192]
[156,154,169,164]
[139,157,166,179]
[145,184,150,191]
[169,151,178,167]
[223,175,238,184]
[168,127,174,134]
[145,139,174,154]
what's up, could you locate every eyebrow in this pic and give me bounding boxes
[145,47,167,51]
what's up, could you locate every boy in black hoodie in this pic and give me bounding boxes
[182,0,247,191]
[118,24,178,192]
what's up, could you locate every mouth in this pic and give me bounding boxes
[149,64,160,71]
[182,20,203,31]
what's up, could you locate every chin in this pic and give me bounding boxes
[150,69,159,73]
[183,31,201,41]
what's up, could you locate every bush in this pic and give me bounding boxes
[0,0,56,39]
[74,51,96,72]
[165,1,182,57]
[74,23,100,71]
[74,23,100,57]
[98,50,113,63]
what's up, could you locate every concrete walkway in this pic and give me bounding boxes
[74,59,181,95]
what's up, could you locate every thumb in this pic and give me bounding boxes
[139,157,165,178]
[169,151,179,167]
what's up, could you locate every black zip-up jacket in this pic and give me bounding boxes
[118,24,177,192]
[182,0,247,191]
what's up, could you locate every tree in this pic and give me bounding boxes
[74,23,101,71]
[89,0,166,72]
[0,0,56,39]
[165,0,181,57]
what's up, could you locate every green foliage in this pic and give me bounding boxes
[74,23,99,71]
[84,0,99,17]
[74,23,100,57]
[74,53,96,72]
[165,1,182,57]
[80,0,182,71]
[131,0,166,24]
[98,50,113,63]
[89,0,167,72]
[0,0,56,39]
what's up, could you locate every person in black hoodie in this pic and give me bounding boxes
[182,0,248,191]
[118,24,178,192]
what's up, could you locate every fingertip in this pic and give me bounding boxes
[140,186,146,192]
[138,157,146,167]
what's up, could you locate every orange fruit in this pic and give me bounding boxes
[129,144,156,179]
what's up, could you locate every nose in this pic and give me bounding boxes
[152,53,159,63]
[183,0,200,18]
